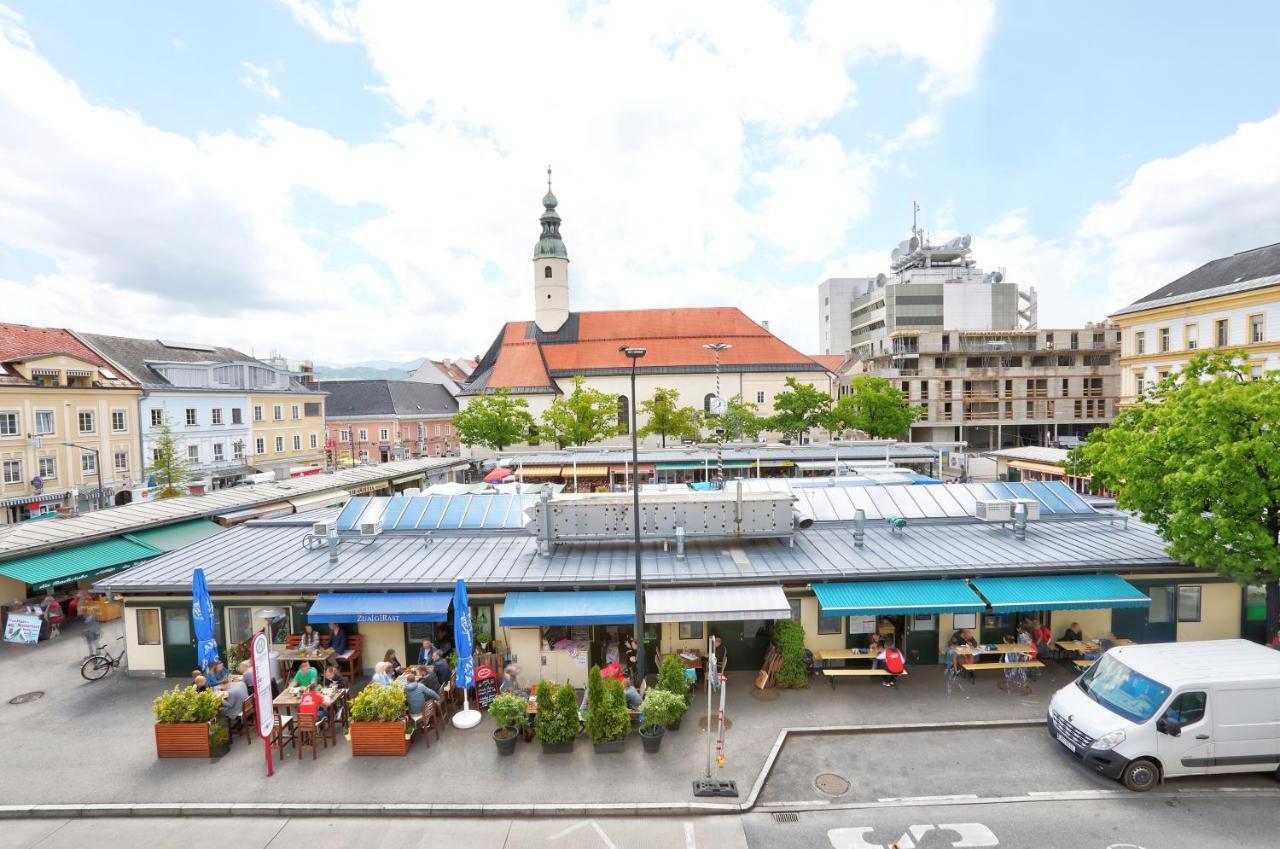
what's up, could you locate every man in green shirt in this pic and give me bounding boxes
[291,660,318,689]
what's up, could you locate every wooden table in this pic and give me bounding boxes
[1055,639,1135,654]
[278,648,334,670]
[816,649,879,662]
[954,643,1023,657]
[273,687,346,741]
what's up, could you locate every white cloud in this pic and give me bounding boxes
[239,61,281,100]
[278,0,358,43]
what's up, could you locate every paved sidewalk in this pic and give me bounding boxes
[0,624,1066,808]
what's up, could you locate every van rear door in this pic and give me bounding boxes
[1209,684,1280,774]
[1155,690,1211,776]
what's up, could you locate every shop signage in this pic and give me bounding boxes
[848,616,878,635]
[3,613,42,644]
[474,664,498,710]
[251,632,275,776]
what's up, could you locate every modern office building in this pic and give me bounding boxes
[818,277,869,356]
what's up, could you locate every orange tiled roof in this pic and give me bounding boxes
[0,323,109,366]
[809,355,846,373]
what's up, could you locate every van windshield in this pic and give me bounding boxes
[1076,655,1171,724]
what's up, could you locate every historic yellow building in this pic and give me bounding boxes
[1110,243,1280,405]
[0,324,143,523]
[248,390,327,473]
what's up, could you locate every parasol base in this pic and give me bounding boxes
[452,708,482,729]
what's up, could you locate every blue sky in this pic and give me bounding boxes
[2,1,1279,362]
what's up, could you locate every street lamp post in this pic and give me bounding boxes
[702,342,732,487]
[620,345,648,685]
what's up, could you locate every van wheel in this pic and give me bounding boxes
[1122,758,1159,792]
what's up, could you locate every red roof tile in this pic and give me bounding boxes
[0,323,108,367]
[809,355,846,373]
[489,338,553,389]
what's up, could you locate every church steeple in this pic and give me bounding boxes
[534,167,570,333]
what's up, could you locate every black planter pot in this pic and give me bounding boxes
[592,739,626,754]
[210,742,231,759]
[639,726,665,753]
[667,713,683,731]
[493,728,519,756]
[540,739,575,754]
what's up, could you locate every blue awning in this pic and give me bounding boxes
[813,579,986,616]
[499,591,635,626]
[970,574,1150,612]
[307,592,452,623]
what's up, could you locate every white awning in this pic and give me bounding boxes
[644,585,792,623]
[288,490,350,512]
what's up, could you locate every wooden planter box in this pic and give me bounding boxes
[350,721,410,756]
[155,722,214,758]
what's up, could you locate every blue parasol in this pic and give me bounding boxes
[191,568,220,672]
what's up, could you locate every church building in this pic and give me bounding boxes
[459,175,834,450]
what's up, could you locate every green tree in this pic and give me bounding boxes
[638,387,702,447]
[146,417,191,498]
[540,376,621,447]
[1068,351,1280,640]
[716,394,765,442]
[765,377,833,442]
[454,388,535,451]
[825,375,922,438]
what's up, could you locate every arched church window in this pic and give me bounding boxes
[544,265,553,279]
[617,395,629,434]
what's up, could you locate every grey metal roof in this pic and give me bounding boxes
[77,333,256,387]
[98,510,1177,595]
[981,446,1071,465]
[498,443,939,467]
[0,458,469,560]
[1112,242,1280,316]
[315,379,458,418]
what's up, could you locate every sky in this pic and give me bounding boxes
[2,1,1280,364]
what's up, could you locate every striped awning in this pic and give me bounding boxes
[645,585,791,623]
[562,465,609,476]
[813,579,986,616]
[518,466,562,478]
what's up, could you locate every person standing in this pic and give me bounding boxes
[710,633,727,692]
[81,605,102,660]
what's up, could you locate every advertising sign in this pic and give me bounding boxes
[3,613,42,644]
[251,632,273,740]
[474,664,498,710]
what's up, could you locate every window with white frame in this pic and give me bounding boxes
[111,409,127,431]
[756,391,766,404]
[35,410,54,435]
[291,404,300,420]
[78,410,95,433]
[1185,324,1198,350]
[255,437,265,455]
[2,459,21,484]
[434,422,442,436]
[185,408,197,426]
[0,411,17,437]
[253,405,264,422]
[1251,314,1265,344]
[309,433,318,449]
[274,436,284,452]
[444,423,451,435]
[80,453,96,474]
[417,422,425,438]
[231,407,243,424]
[292,434,301,451]
[379,428,389,441]
[211,408,223,425]
[152,448,162,463]
[186,445,199,463]
[1215,318,1229,347]
[273,404,283,421]
[213,442,224,461]
[233,441,244,460]
[150,408,164,427]
[38,456,56,479]
[358,429,368,441]
[114,449,128,471]
[339,429,350,441]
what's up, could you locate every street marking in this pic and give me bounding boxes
[683,821,696,849]
[828,822,997,849]
[546,820,619,849]
[876,795,979,803]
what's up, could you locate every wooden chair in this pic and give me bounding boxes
[418,701,442,748]
[272,713,295,758]
[336,634,362,681]
[296,711,327,760]
[238,698,257,746]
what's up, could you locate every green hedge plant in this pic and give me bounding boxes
[639,687,684,733]
[350,682,407,722]
[534,681,578,744]
[772,619,809,689]
[657,655,691,706]
[152,685,220,723]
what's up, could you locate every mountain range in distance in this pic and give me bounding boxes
[312,357,426,380]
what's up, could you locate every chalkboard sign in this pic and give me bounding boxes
[474,664,498,710]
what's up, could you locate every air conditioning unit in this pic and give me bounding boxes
[312,520,336,536]
[359,518,384,537]
[974,500,1013,522]
[1008,498,1041,521]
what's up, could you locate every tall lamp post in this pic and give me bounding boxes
[620,345,648,684]
[702,342,732,487]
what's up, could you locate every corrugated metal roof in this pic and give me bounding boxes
[748,479,1096,522]
[1,537,162,591]
[124,519,224,552]
[498,443,938,467]
[812,579,985,616]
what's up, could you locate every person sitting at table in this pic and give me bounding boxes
[417,638,435,666]
[401,673,439,725]
[1061,622,1084,643]
[327,623,347,656]
[949,629,978,672]
[431,649,451,688]
[322,663,346,690]
[299,624,321,652]
[291,659,319,689]
[371,661,394,686]
[237,660,255,694]
[499,665,524,696]
[877,638,906,688]
[383,649,403,677]
[193,674,209,693]
[205,659,227,687]
[219,678,249,728]
[299,684,328,724]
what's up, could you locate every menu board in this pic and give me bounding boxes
[3,613,42,644]
[474,664,498,710]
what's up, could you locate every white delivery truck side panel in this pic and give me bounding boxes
[1206,682,1280,774]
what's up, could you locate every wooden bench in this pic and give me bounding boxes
[1072,659,1095,669]
[822,668,908,689]
[336,634,362,681]
[966,661,1045,671]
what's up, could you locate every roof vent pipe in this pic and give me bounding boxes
[853,509,865,548]
[734,478,743,536]
[538,489,554,557]
[1012,502,1027,540]
[675,525,686,561]
[326,526,339,565]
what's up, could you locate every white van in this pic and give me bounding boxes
[1048,639,1280,791]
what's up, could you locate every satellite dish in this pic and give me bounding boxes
[875,273,887,287]
[990,271,1004,284]
[961,234,971,249]
[909,236,921,252]
[891,248,902,262]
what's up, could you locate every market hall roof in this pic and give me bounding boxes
[1111,241,1280,316]
[315,379,458,418]
[98,506,1179,595]
[496,442,941,468]
[461,307,828,395]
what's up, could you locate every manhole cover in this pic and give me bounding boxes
[749,687,780,702]
[815,773,850,796]
[697,715,733,732]
[8,691,44,705]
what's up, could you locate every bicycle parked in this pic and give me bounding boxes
[81,636,127,681]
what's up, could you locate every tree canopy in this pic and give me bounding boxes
[1068,351,1280,639]
[540,376,621,447]
[454,388,535,452]
[825,375,922,438]
[637,387,702,447]
[706,394,764,442]
[765,377,832,442]
[146,417,191,498]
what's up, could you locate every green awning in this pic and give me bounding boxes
[0,538,163,592]
[123,519,224,552]
[655,460,757,470]
[970,574,1151,612]
[813,579,987,616]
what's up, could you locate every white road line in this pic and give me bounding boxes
[877,795,980,803]
[683,821,696,849]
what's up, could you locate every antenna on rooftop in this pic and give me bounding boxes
[912,200,921,243]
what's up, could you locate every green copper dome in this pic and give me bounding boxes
[534,170,568,260]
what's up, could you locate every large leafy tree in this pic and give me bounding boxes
[825,375,922,438]
[146,417,191,498]
[637,387,702,447]
[1069,351,1280,640]
[765,377,833,442]
[716,394,765,442]
[454,388,535,452]
[540,376,621,447]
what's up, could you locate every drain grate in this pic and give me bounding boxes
[815,772,851,796]
[771,812,799,824]
[8,691,44,705]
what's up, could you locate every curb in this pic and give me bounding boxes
[0,718,1046,820]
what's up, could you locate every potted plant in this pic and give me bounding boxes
[638,688,685,753]
[585,666,630,754]
[534,680,577,754]
[153,685,225,758]
[475,630,494,653]
[656,655,691,730]
[489,692,528,756]
[349,683,410,756]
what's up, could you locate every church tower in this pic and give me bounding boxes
[533,167,570,333]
